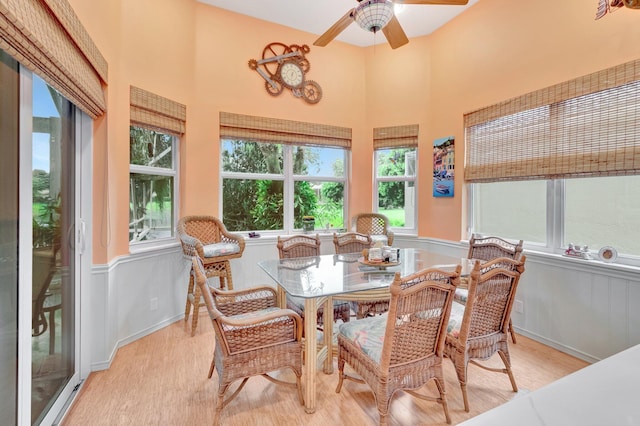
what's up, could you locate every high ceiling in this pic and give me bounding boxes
[198,0,480,47]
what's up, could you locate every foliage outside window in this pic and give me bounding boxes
[129,126,177,243]
[374,148,417,230]
[221,140,346,233]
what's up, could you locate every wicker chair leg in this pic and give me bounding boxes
[499,350,518,392]
[335,357,345,393]
[454,359,470,412]
[376,395,392,426]
[190,285,201,336]
[434,377,452,424]
[296,375,304,405]
[508,318,517,343]
[213,392,224,426]
[224,260,234,290]
[184,272,194,322]
[208,356,215,378]
[460,382,470,413]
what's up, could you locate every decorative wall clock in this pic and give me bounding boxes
[248,43,323,104]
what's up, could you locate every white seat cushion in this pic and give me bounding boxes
[203,242,240,258]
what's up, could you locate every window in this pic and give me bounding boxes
[472,176,640,263]
[564,176,640,255]
[467,59,640,265]
[129,86,185,244]
[373,125,419,232]
[472,180,547,246]
[129,126,177,242]
[374,149,417,230]
[219,112,351,234]
[221,140,347,233]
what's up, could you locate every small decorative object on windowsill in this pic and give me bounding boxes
[563,243,594,260]
[598,246,618,263]
[302,216,315,233]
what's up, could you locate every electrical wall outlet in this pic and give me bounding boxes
[150,297,158,311]
[514,299,524,314]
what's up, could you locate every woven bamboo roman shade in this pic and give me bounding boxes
[130,86,186,135]
[0,0,107,118]
[220,112,351,148]
[373,124,419,150]
[465,59,640,183]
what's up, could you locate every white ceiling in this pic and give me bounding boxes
[198,0,480,47]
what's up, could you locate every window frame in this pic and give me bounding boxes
[469,178,640,267]
[373,147,418,235]
[220,140,349,235]
[128,125,179,248]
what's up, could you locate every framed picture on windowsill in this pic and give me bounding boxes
[433,136,454,198]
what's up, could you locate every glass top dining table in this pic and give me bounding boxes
[257,247,470,414]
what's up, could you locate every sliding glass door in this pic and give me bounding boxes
[30,74,78,424]
[1,48,86,425]
[0,48,20,426]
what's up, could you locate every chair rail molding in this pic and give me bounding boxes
[85,235,640,372]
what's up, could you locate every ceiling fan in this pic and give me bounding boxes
[313,0,469,50]
[595,0,640,19]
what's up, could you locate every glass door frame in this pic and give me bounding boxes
[17,65,92,426]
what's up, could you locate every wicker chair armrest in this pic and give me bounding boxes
[217,309,303,354]
[212,286,278,315]
[214,285,277,299]
[179,232,205,258]
[218,228,246,255]
[219,308,301,329]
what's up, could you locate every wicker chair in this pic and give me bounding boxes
[177,216,245,336]
[277,234,351,326]
[333,232,391,319]
[467,234,524,261]
[332,231,372,254]
[351,213,394,246]
[335,266,461,425]
[191,257,303,424]
[276,234,322,259]
[32,248,57,338]
[455,234,523,343]
[444,256,526,412]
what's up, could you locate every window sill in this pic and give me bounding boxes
[531,250,640,274]
[460,238,640,272]
[129,238,181,255]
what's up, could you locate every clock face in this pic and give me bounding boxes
[279,61,304,89]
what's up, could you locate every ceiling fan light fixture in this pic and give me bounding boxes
[354,0,394,34]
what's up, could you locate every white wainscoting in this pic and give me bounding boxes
[89,243,189,370]
[417,237,640,364]
[88,235,640,371]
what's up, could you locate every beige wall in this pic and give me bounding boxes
[424,0,640,239]
[67,0,640,263]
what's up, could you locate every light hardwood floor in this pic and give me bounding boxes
[63,317,588,425]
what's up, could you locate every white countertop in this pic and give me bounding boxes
[460,344,640,426]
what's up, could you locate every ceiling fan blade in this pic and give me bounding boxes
[313,9,355,47]
[395,0,469,5]
[382,15,409,49]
